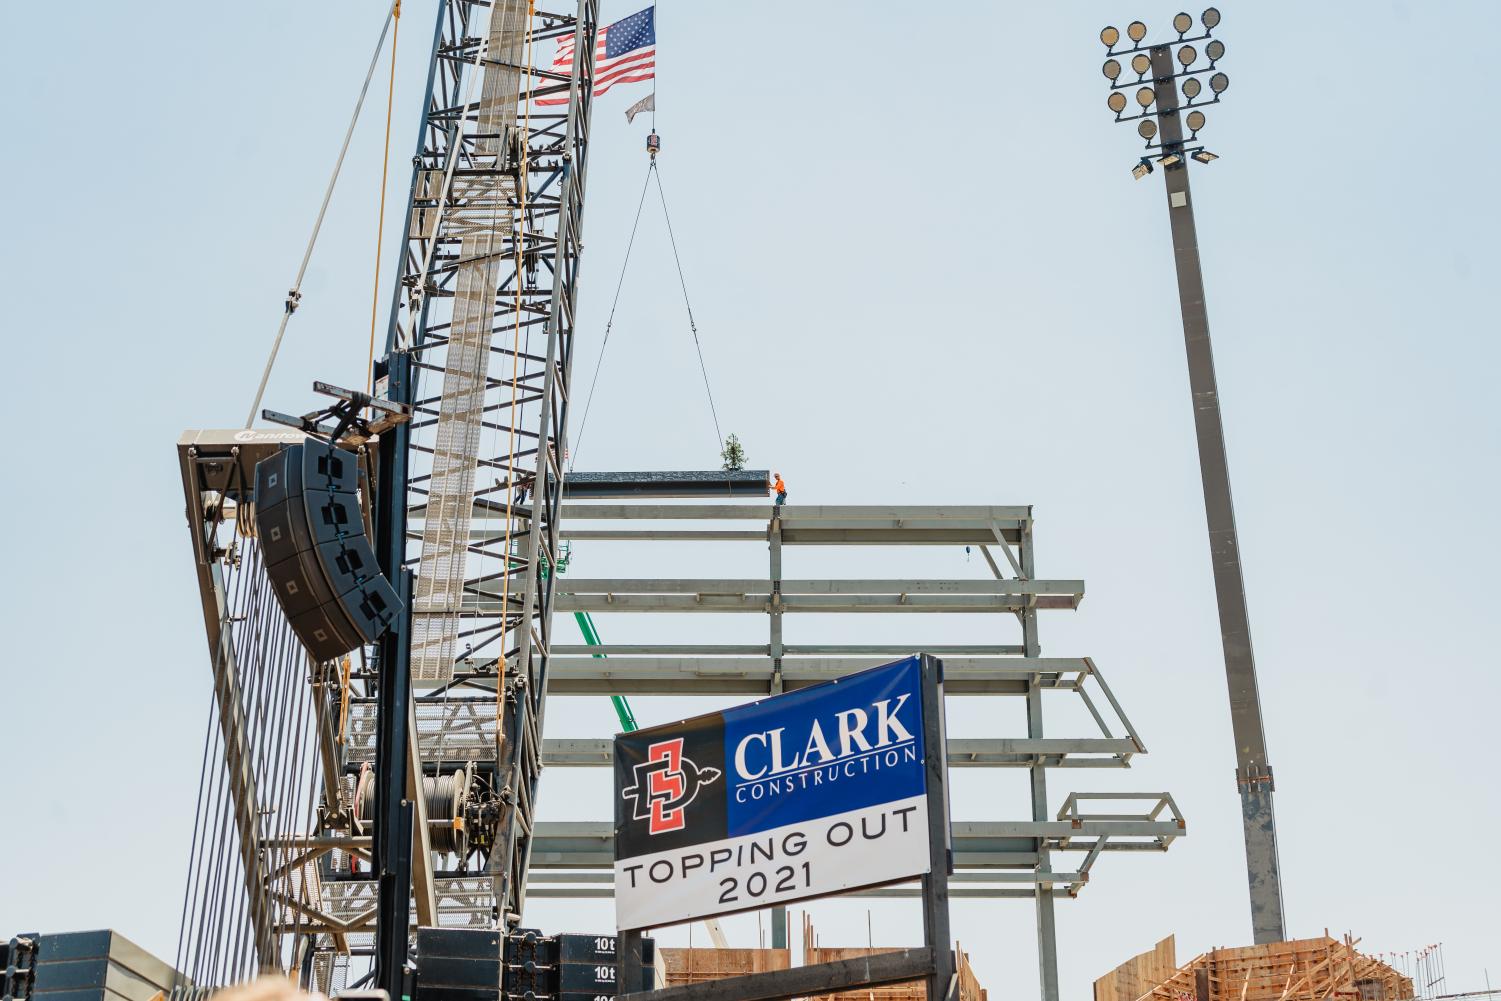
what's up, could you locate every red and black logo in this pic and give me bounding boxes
[621,737,722,834]
[615,715,728,859]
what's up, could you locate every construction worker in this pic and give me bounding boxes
[772,472,787,507]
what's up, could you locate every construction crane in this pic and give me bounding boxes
[172,0,603,992]
[365,0,600,985]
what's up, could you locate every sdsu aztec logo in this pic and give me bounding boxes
[621,738,722,835]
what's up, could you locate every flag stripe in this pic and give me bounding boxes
[596,62,655,88]
[596,69,655,95]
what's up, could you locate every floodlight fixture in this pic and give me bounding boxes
[1100,14,1230,175]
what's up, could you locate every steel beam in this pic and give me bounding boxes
[539,737,1137,768]
[531,656,1095,695]
[539,593,1076,613]
[525,820,1181,866]
[551,578,1084,595]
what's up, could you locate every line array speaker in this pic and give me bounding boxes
[254,439,402,663]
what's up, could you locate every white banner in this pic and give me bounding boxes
[615,795,929,930]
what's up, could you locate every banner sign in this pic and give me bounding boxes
[613,656,932,931]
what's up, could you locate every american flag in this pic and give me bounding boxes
[536,6,656,107]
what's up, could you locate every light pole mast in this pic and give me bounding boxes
[1099,9,1287,945]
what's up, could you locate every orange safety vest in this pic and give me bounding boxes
[773,475,786,494]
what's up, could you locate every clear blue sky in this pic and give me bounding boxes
[2,2,1496,999]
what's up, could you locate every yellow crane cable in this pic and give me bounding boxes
[496,1,537,737]
[366,0,402,394]
[336,655,353,746]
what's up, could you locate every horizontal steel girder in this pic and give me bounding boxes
[526,819,1181,870]
[412,503,1031,544]
[533,656,1094,695]
[554,578,1083,596]
[541,737,1137,768]
[548,643,1027,656]
[464,592,1078,614]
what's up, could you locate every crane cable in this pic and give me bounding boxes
[652,163,725,458]
[569,163,654,472]
[245,1,400,427]
[570,160,727,470]
[496,1,538,738]
[366,1,402,393]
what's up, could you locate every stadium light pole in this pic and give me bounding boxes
[1099,9,1288,946]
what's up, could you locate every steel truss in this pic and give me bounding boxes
[378,0,598,935]
[173,0,600,984]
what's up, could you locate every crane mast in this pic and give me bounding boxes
[377,0,598,932]
[170,1,599,989]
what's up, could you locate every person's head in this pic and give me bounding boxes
[774,471,781,479]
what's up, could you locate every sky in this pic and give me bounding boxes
[2,1,1498,999]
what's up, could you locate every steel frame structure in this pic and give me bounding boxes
[484,501,1185,1001]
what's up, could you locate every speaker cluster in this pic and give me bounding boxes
[254,440,402,663]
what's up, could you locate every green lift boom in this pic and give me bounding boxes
[574,609,638,732]
[557,547,742,949]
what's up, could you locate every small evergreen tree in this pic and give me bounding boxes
[720,433,746,472]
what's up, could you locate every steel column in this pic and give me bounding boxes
[919,655,955,1001]
[1149,43,1285,945]
[374,347,416,995]
[1016,513,1059,1000]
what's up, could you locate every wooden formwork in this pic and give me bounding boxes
[1092,936,1180,1001]
[658,917,988,1001]
[1094,933,1416,1001]
[660,946,792,985]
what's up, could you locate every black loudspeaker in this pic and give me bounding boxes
[254,441,403,663]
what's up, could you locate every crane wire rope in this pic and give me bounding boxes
[496,1,538,739]
[365,1,402,394]
[654,163,725,458]
[569,163,728,470]
[245,1,399,427]
[568,163,654,472]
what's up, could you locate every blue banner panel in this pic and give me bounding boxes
[722,656,925,837]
